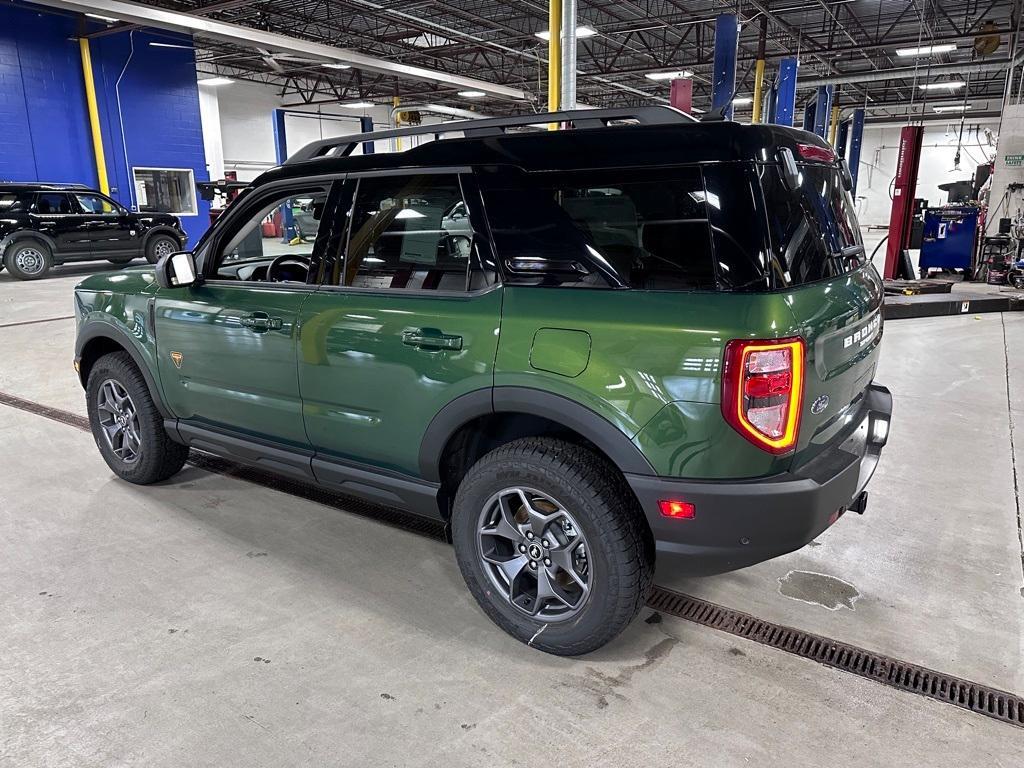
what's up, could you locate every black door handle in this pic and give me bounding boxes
[240,313,284,333]
[401,328,463,350]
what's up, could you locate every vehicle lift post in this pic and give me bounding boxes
[711,13,739,120]
[773,57,799,127]
[884,125,924,280]
[272,108,297,243]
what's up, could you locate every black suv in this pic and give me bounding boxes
[0,183,187,280]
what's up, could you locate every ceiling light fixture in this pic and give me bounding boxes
[933,104,972,113]
[323,63,351,70]
[458,90,486,98]
[535,26,598,41]
[732,97,753,105]
[198,77,234,86]
[919,81,966,90]
[85,13,119,23]
[645,70,694,81]
[149,41,193,49]
[896,43,958,57]
[342,101,374,108]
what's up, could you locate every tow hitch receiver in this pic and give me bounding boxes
[850,491,868,515]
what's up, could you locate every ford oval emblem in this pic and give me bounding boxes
[810,394,830,415]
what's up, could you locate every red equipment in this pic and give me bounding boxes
[884,125,924,279]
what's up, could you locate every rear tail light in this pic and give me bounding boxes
[722,337,805,455]
[797,143,836,163]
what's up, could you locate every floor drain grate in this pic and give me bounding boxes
[3,391,1022,728]
[647,585,1024,729]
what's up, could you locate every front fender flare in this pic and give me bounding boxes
[76,321,172,420]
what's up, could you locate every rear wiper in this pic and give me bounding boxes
[833,244,865,262]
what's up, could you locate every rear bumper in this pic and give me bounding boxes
[626,383,892,576]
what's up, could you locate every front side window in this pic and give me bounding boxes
[33,193,74,215]
[480,167,716,290]
[76,194,121,215]
[211,190,328,284]
[336,174,480,292]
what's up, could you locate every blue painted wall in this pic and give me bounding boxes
[0,7,96,186]
[0,4,210,245]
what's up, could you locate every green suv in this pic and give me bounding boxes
[74,108,891,655]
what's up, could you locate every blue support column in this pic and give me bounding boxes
[271,108,295,241]
[848,107,866,195]
[711,13,739,119]
[773,57,798,127]
[360,115,374,154]
[812,85,834,138]
[802,100,816,132]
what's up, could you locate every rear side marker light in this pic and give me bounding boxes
[659,500,696,519]
[722,337,805,455]
[797,143,836,163]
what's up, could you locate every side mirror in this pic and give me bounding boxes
[155,251,198,289]
[777,148,802,191]
[839,158,855,192]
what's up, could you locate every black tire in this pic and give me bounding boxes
[4,240,53,280]
[145,234,179,265]
[452,437,653,656]
[86,351,188,484]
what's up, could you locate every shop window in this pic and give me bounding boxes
[132,168,198,216]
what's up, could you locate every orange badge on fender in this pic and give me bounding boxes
[170,351,183,369]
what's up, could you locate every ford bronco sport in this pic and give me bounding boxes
[74,107,891,656]
[0,182,186,280]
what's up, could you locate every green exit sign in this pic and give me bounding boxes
[1006,154,1024,167]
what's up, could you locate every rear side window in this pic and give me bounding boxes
[0,193,29,212]
[758,163,863,286]
[33,193,74,215]
[480,167,716,290]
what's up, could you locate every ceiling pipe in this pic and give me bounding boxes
[798,58,1013,87]
[28,0,531,100]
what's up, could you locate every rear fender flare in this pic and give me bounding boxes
[418,386,656,482]
[1,229,58,258]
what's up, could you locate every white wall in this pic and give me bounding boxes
[197,80,452,182]
[853,119,999,227]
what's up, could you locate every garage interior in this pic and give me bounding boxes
[2,0,1024,765]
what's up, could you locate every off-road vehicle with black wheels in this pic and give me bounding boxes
[74,107,892,655]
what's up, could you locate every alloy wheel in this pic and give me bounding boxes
[96,379,142,464]
[153,238,175,260]
[477,487,593,622]
[14,247,45,275]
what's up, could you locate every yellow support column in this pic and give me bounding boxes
[548,0,561,128]
[752,59,766,124]
[79,38,110,194]
[828,105,841,146]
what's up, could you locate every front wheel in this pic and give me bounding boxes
[86,351,188,484]
[145,234,179,264]
[452,438,653,656]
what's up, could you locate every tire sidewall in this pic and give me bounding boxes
[86,354,171,483]
[4,241,52,280]
[452,450,627,652]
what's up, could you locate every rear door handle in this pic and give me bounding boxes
[401,329,463,350]
[240,312,283,333]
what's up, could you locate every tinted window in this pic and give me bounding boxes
[76,194,119,214]
[33,193,74,215]
[759,164,863,286]
[0,193,29,212]
[338,174,477,292]
[480,167,716,290]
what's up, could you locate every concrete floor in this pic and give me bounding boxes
[1,264,1023,766]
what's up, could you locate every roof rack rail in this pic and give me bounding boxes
[284,106,695,165]
[0,181,92,189]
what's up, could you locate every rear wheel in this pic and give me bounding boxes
[86,352,188,484]
[452,437,653,656]
[4,241,52,280]
[145,234,179,264]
